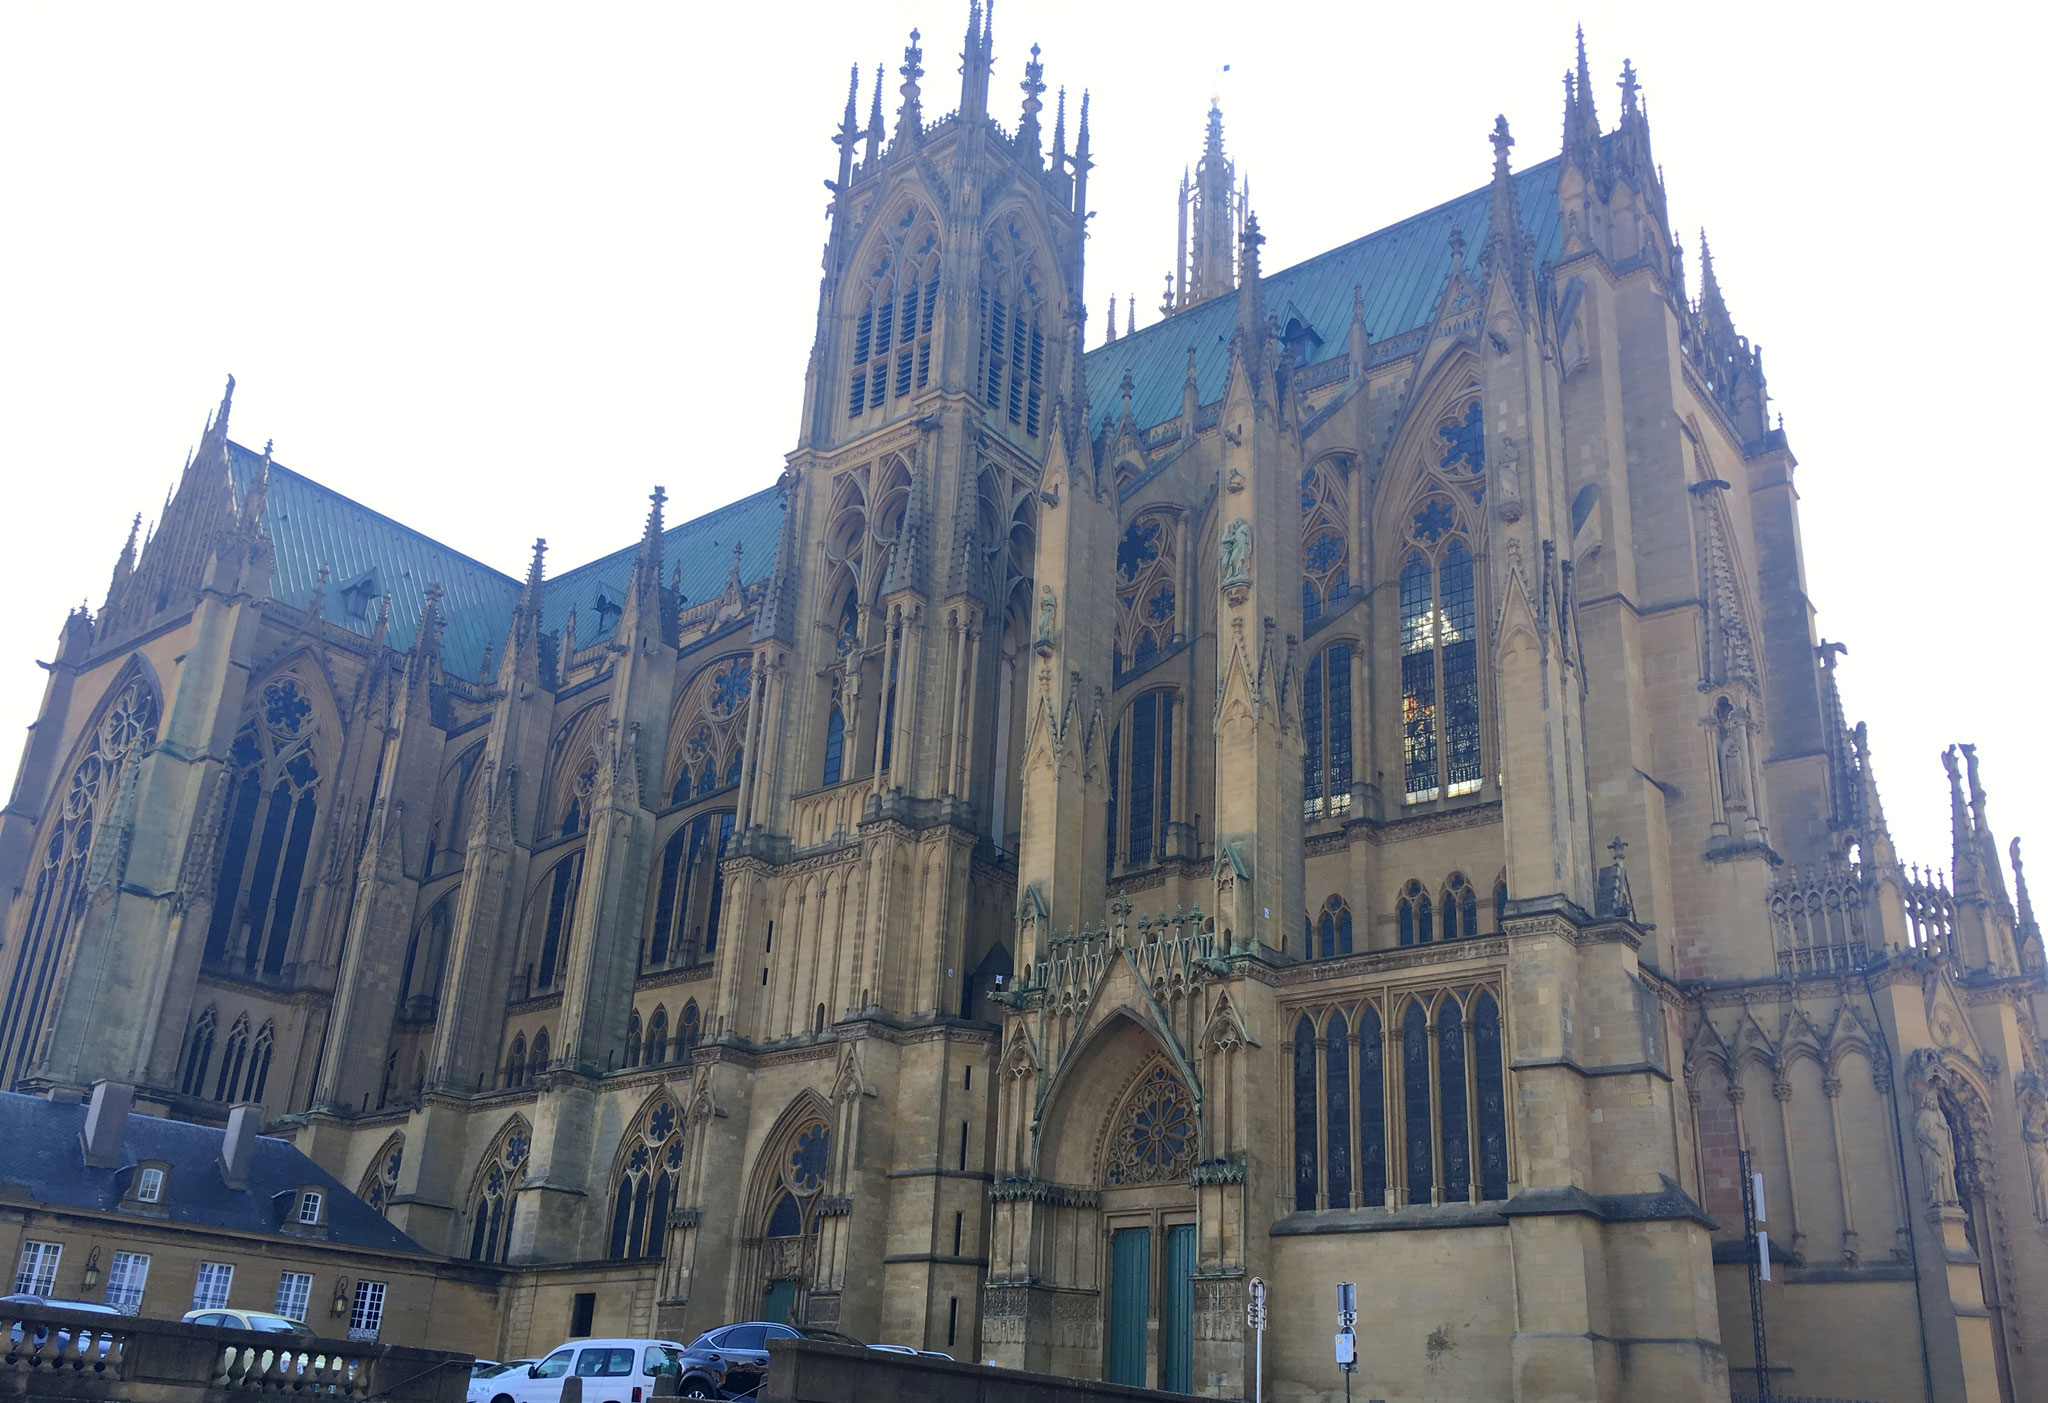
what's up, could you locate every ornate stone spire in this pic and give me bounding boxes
[894,29,924,147]
[1017,43,1045,158]
[1178,101,1240,309]
[865,63,886,166]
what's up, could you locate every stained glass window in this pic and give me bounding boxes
[1357,1006,1386,1208]
[1403,1001,1432,1204]
[469,1119,530,1263]
[1438,996,1469,1203]
[1317,896,1353,960]
[1304,644,1353,821]
[1441,541,1481,796]
[535,852,583,991]
[1115,512,1177,674]
[1398,881,1434,946]
[821,707,845,785]
[1106,1066,1199,1186]
[1301,461,1353,620]
[1293,1019,1318,1211]
[1109,693,1175,872]
[1129,694,1157,867]
[1105,723,1119,875]
[1400,496,1482,804]
[610,1098,686,1260]
[1472,991,1508,1201]
[1400,554,1438,802]
[1325,1012,1353,1209]
[1438,401,1484,472]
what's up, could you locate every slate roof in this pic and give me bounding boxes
[0,1091,422,1254]
[220,443,781,680]
[1083,155,1565,438]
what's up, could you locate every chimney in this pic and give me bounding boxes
[219,1103,260,1190]
[81,1081,134,1169]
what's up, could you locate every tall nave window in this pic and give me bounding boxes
[203,679,323,977]
[1106,691,1175,871]
[1399,497,1481,803]
[1302,643,1353,821]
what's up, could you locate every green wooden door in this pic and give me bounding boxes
[1107,1227,1151,1386]
[762,1279,796,1327]
[1163,1223,1196,1393]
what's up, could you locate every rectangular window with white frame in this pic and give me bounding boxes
[13,1241,60,1296]
[296,1191,323,1226]
[104,1252,150,1314]
[135,1167,164,1203]
[191,1260,234,1311]
[274,1271,313,1322]
[348,1279,386,1341]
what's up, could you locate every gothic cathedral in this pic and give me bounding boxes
[3,10,2043,1401]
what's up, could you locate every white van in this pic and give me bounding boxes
[485,1340,693,1403]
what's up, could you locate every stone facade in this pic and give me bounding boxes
[1,10,2043,1402]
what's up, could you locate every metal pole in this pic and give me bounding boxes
[1254,1322,1262,1403]
[1740,1148,1773,1403]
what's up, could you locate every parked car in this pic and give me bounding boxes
[674,1322,863,1400]
[468,1359,539,1403]
[1,1294,119,1356]
[181,1308,320,1338]
[485,1340,702,1403]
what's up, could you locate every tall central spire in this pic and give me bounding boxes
[1174,101,1243,311]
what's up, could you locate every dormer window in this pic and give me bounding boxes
[297,1190,324,1225]
[136,1167,165,1204]
[337,570,380,621]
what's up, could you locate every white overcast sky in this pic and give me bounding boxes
[2,1,2041,896]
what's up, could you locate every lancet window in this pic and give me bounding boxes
[179,1006,218,1098]
[1440,873,1479,941]
[1302,642,1354,821]
[526,852,584,995]
[466,1118,531,1263]
[644,1006,668,1065]
[609,1096,686,1260]
[647,810,735,968]
[0,672,158,1087]
[357,1134,403,1216]
[399,893,455,1016]
[1290,988,1507,1211]
[1106,690,1176,872]
[542,704,609,840]
[666,655,750,806]
[1114,512,1178,675]
[1315,895,1354,960]
[1300,459,1352,624]
[1397,879,1433,946]
[847,207,938,419]
[1399,497,1481,803]
[202,678,323,977]
[978,217,1047,438]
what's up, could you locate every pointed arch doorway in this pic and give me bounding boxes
[1099,1063,1200,1391]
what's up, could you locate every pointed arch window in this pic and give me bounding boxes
[399,894,455,1017]
[821,704,846,786]
[678,1001,701,1058]
[1472,990,1508,1201]
[1398,880,1434,946]
[645,1007,669,1066]
[1399,496,1482,803]
[1401,1000,1432,1204]
[1494,875,1509,932]
[179,1006,217,1098]
[1357,1006,1386,1207]
[1437,995,1470,1201]
[608,1097,685,1260]
[504,1034,527,1090]
[625,1012,642,1069]
[666,656,749,809]
[1441,873,1478,941]
[1114,513,1178,676]
[203,679,322,977]
[978,219,1046,438]
[212,1016,250,1103]
[243,1020,275,1104]
[1325,1011,1353,1208]
[849,219,938,419]
[1300,460,1352,623]
[1292,1017,1318,1211]
[466,1120,530,1263]
[1316,895,1353,960]
[1302,643,1353,821]
[529,852,584,994]
[647,810,736,969]
[357,1135,403,1216]
[1108,691,1176,870]
[528,1028,550,1078]
[0,675,158,1087]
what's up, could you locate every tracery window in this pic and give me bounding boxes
[543,704,608,839]
[608,1096,685,1260]
[357,1134,403,1215]
[179,1006,218,1097]
[1315,895,1354,960]
[0,673,159,1086]
[646,810,736,968]
[1441,873,1479,941]
[1302,643,1353,821]
[1398,880,1434,946]
[644,1007,669,1066]
[529,1028,550,1078]
[848,208,938,419]
[1395,393,1485,806]
[678,1001,701,1057]
[527,852,584,994]
[666,655,749,807]
[1106,691,1175,871]
[213,1016,250,1103]
[978,217,1046,438]
[504,1034,527,1089]
[399,893,455,1015]
[466,1118,531,1263]
[1300,460,1352,624]
[203,678,323,977]
[1104,1065,1198,1186]
[1114,512,1178,675]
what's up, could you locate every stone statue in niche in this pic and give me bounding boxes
[1034,585,1057,649]
[2021,1080,2048,1221]
[1493,435,1523,522]
[1913,1083,1959,1206]
[1219,518,1252,589]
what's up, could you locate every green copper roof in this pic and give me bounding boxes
[1084,155,1565,438]
[224,442,780,680]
